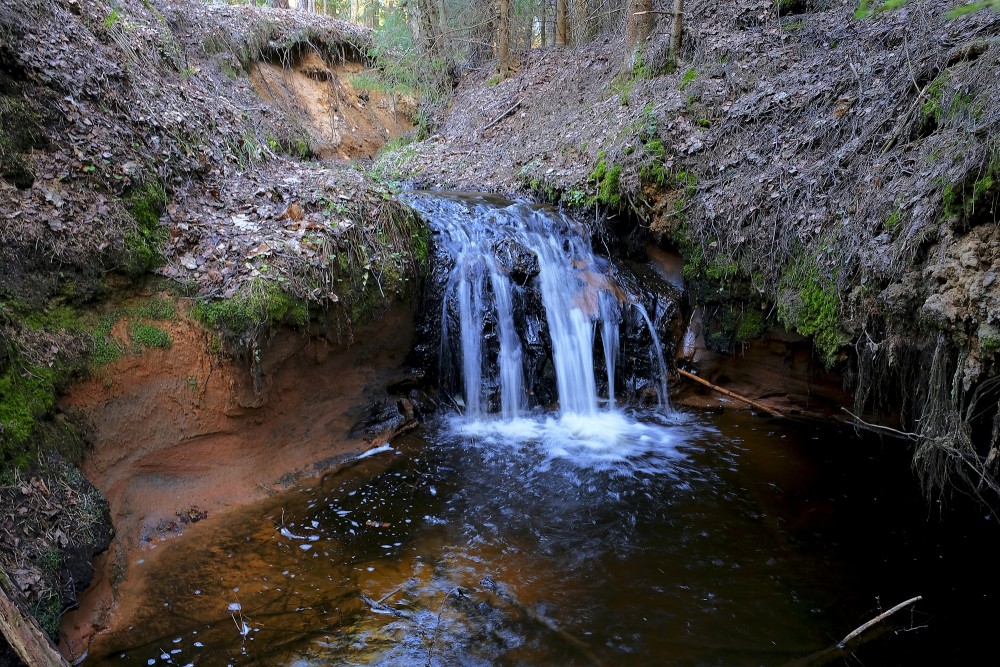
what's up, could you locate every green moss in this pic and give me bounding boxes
[90,313,126,366]
[39,547,61,573]
[921,72,976,128]
[883,206,902,231]
[33,591,62,640]
[128,322,172,353]
[704,304,765,352]
[942,151,1000,226]
[88,296,177,366]
[124,181,169,275]
[612,54,655,106]
[639,138,667,185]
[409,219,431,267]
[588,152,623,206]
[679,67,697,91]
[4,301,83,333]
[735,309,765,342]
[981,336,1000,353]
[0,361,58,461]
[854,0,908,19]
[134,296,176,320]
[777,258,848,367]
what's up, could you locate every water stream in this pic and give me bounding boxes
[81,193,1000,666]
[405,192,670,418]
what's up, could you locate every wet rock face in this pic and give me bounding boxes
[613,262,683,403]
[409,215,683,413]
[493,237,540,286]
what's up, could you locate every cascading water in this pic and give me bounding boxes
[405,191,670,422]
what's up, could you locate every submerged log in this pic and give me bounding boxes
[0,566,70,667]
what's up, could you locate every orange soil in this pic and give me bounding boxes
[59,300,415,661]
[250,52,414,160]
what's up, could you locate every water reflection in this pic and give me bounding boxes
[83,410,997,666]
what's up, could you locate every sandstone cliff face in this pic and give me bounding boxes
[1,1,422,661]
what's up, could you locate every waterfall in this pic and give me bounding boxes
[405,192,670,420]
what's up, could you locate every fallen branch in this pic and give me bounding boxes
[0,566,70,667]
[841,408,918,440]
[838,596,922,648]
[676,368,784,418]
[482,99,522,132]
[782,595,923,667]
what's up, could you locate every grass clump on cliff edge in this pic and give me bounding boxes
[193,280,309,351]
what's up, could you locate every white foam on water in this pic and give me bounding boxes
[446,409,691,475]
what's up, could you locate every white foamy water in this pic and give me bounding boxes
[445,409,693,475]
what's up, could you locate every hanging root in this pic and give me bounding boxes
[912,335,1000,508]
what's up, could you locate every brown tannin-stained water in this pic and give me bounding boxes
[83,409,1000,667]
[81,194,1000,665]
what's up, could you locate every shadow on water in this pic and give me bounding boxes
[83,408,1000,667]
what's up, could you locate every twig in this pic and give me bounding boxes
[377,583,406,604]
[482,99,522,132]
[841,408,918,440]
[782,595,923,667]
[838,596,922,648]
[676,368,784,418]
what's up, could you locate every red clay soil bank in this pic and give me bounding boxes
[250,51,414,160]
[58,301,415,661]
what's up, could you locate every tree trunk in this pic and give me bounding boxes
[671,0,684,63]
[627,0,653,46]
[350,0,359,22]
[417,0,443,58]
[467,0,494,65]
[540,0,547,46]
[573,0,591,44]
[555,0,569,46]
[498,0,512,77]
[0,568,70,667]
[626,0,652,69]
[524,7,533,51]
